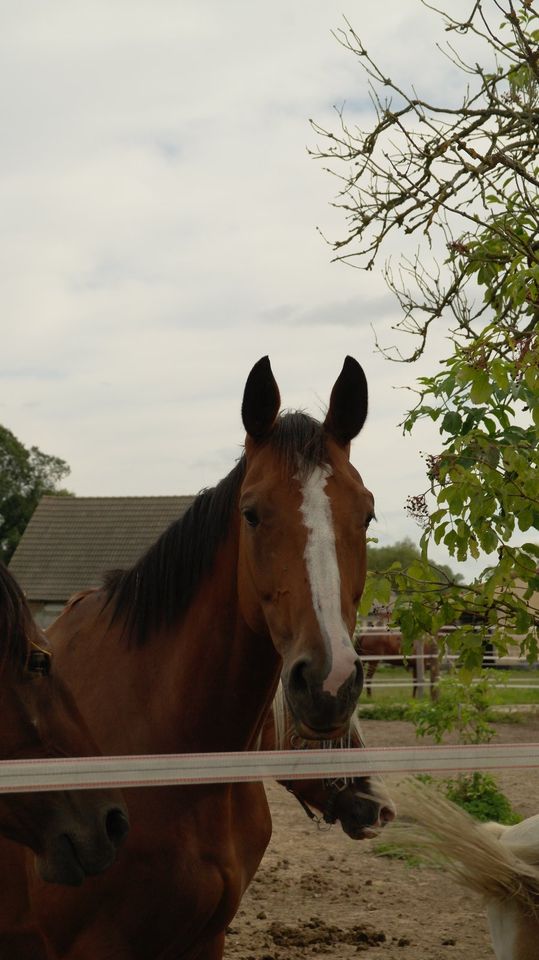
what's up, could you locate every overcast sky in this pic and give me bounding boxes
[2,1,490,579]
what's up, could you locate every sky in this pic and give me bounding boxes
[1,0,489,579]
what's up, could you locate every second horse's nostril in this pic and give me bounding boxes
[105,808,130,848]
[379,804,396,825]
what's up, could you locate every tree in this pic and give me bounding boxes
[0,426,71,563]
[312,1,539,664]
[368,537,460,582]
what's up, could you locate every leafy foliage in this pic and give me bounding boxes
[313,1,539,664]
[409,672,496,744]
[367,537,460,583]
[409,671,521,824]
[0,425,71,563]
[445,772,521,824]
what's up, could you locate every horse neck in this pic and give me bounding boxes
[68,534,282,756]
[163,546,282,752]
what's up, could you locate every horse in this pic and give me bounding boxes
[355,631,439,699]
[0,562,129,958]
[260,683,396,838]
[391,781,539,960]
[9,356,373,960]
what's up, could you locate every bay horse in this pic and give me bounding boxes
[0,563,129,959]
[0,561,128,882]
[260,683,396,838]
[14,356,373,960]
[355,631,439,699]
[392,781,539,960]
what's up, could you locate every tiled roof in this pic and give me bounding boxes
[8,496,194,603]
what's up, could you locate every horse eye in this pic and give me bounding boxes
[243,508,260,529]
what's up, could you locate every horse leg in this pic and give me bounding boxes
[411,661,417,699]
[365,661,376,697]
[430,658,440,701]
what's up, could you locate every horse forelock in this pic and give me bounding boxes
[267,412,328,479]
[0,563,31,672]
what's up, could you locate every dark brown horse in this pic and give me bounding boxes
[260,683,396,838]
[0,563,129,958]
[355,631,439,699]
[8,356,373,959]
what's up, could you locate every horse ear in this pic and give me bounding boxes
[323,356,368,447]
[241,356,281,441]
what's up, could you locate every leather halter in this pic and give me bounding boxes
[283,725,367,826]
[283,777,349,826]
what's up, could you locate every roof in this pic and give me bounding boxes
[8,495,195,603]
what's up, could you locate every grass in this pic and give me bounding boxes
[372,839,425,868]
[358,665,539,715]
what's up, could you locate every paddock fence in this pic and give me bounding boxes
[356,626,539,694]
[2,741,539,794]
[2,629,537,794]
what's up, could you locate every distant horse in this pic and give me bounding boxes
[11,356,373,960]
[391,781,539,960]
[355,631,439,699]
[260,683,396,838]
[0,563,129,958]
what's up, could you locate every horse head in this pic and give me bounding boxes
[238,356,373,739]
[0,564,129,886]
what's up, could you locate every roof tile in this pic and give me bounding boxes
[9,496,194,602]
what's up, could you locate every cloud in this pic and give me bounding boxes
[1,0,486,583]
[261,295,397,328]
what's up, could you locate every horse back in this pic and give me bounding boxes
[356,632,402,656]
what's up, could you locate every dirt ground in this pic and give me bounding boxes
[224,717,539,960]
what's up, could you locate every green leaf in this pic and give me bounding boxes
[442,411,463,434]
[470,372,491,404]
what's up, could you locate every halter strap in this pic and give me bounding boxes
[26,637,52,676]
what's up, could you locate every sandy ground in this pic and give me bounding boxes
[224,717,539,960]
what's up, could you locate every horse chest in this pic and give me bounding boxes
[37,785,271,959]
[486,901,539,960]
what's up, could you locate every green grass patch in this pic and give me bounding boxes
[357,702,411,721]
[489,707,539,723]
[358,665,539,710]
[372,840,425,868]
[444,772,521,824]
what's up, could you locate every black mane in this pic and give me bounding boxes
[105,412,329,646]
[0,563,32,672]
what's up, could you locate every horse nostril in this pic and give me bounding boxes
[289,658,310,695]
[379,804,396,825]
[105,808,130,848]
[354,659,364,693]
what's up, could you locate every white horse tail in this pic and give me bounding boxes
[390,781,539,914]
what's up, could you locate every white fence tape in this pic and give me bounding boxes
[2,743,539,794]
[362,682,539,689]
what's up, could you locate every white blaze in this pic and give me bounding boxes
[299,464,357,695]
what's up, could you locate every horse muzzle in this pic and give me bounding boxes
[36,802,130,886]
[283,654,363,739]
